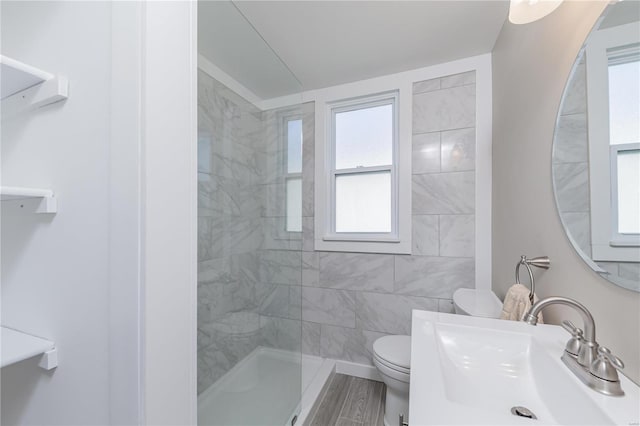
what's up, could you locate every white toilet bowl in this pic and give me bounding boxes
[452,288,502,318]
[372,335,411,426]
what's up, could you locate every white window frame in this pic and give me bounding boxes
[610,143,640,246]
[283,113,303,233]
[586,22,640,261]
[315,88,411,254]
[326,91,399,241]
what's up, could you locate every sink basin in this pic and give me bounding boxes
[410,310,640,425]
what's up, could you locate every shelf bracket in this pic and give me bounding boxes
[38,347,58,370]
[1,76,69,119]
[35,195,57,214]
[1,186,57,214]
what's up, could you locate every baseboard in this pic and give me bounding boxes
[335,359,382,382]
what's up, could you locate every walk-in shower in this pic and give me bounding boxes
[197,2,321,424]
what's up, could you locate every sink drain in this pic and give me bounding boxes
[511,406,537,420]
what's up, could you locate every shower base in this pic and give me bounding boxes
[198,346,333,426]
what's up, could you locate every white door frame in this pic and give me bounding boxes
[141,1,198,424]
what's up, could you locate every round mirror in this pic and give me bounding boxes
[552,1,640,292]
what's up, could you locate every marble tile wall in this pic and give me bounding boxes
[197,70,482,387]
[552,61,639,288]
[297,71,477,365]
[553,61,591,257]
[197,71,303,394]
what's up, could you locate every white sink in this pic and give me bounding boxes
[410,310,640,425]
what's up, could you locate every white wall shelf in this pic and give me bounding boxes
[1,186,57,213]
[1,55,68,117]
[1,326,58,370]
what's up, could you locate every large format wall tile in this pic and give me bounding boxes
[438,299,455,314]
[197,73,302,394]
[394,256,475,298]
[554,113,588,163]
[413,77,441,94]
[439,215,475,258]
[412,171,475,214]
[563,212,591,257]
[619,262,640,282]
[412,132,441,174]
[553,162,590,212]
[355,292,438,334]
[260,316,302,352]
[302,251,320,286]
[197,312,262,393]
[319,253,395,293]
[440,71,476,89]
[320,325,387,365]
[302,321,321,356]
[413,84,475,133]
[441,128,475,172]
[198,216,222,262]
[259,250,302,285]
[198,70,481,385]
[561,61,587,115]
[412,215,439,256]
[302,287,356,327]
[259,284,292,319]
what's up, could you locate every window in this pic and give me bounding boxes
[315,89,410,254]
[586,24,640,261]
[285,117,302,233]
[611,145,640,238]
[330,92,397,239]
[606,44,639,246]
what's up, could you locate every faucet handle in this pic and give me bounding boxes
[590,346,624,382]
[561,320,580,334]
[561,320,584,356]
[598,346,624,370]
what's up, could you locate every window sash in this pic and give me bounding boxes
[283,114,303,234]
[326,91,399,241]
[585,22,640,261]
[609,143,640,246]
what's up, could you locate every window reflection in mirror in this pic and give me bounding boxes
[552,0,640,291]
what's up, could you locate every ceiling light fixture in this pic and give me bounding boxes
[508,0,564,24]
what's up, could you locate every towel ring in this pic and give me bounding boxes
[515,255,551,304]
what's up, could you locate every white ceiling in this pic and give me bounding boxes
[199,1,509,100]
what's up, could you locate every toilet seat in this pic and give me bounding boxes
[373,350,409,372]
[373,335,411,377]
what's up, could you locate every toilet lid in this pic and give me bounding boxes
[453,289,502,318]
[373,335,411,369]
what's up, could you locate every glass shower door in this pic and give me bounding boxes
[196,2,304,424]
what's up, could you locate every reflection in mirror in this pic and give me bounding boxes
[552,0,640,292]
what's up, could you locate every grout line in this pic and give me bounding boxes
[411,168,476,177]
[412,125,476,136]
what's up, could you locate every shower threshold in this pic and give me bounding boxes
[198,346,334,426]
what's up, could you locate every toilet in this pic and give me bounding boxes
[372,289,503,426]
[372,335,411,426]
[452,288,502,318]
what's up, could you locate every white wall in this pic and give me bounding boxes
[492,1,640,384]
[1,2,141,424]
[142,1,198,424]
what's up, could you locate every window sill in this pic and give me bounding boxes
[314,236,410,255]
[322,235,400,243]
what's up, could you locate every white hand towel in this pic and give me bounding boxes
[500,283,544,323]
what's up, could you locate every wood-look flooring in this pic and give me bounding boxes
[304,374,386,426]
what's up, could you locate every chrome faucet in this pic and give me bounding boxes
[523,296,625,396]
